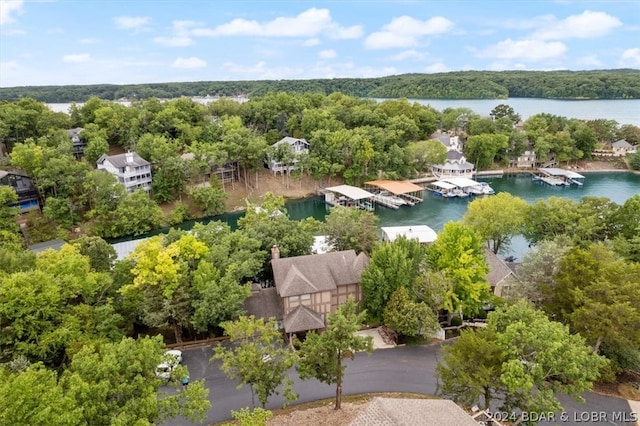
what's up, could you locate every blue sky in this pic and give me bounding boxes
[1,0,639,87]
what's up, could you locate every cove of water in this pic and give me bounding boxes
[114,172,639,261]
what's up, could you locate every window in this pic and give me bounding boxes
[300,294,311,301]
[289,295,299,302]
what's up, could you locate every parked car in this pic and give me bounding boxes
[155,350,183,379]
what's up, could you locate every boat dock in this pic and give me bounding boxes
[534,168,585,186]
[323,185,375,211]
[426,177,495,198]
[365,179,425,210]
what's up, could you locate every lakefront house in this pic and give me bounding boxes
[267,137,309,174]
[97,152,152,193]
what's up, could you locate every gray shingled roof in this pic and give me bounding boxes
[484,248,514,288]
[243,287,284,321]
[97,152,150,168]
[612,139,634,149]
[273,136,308,147]
[349,398,478,426]
[272,250,369,297]
[283,304,325,333]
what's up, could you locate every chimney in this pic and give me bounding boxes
[125,152,134,164]
[271,245,280,260]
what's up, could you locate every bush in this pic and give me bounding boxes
[627,152,640,170]
[167,201,191,225]
[449,316,463,327]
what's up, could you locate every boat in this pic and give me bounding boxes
[478,182,495,195]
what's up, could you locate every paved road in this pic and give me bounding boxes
[168,343,637,425]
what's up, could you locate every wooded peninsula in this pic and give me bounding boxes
[1,69,639,103]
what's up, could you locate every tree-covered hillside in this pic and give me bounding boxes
[1,69,639,102]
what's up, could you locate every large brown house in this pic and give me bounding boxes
[244,247,368,338]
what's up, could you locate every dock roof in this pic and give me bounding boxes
[381,225,437,244]
[538,168,585,179]
[442,177,481,188]
[325,184,374,200]
[431,180,457,189]
[365,179,424,195]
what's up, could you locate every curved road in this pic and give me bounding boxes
[169,343,637,425]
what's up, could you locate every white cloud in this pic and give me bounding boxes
[318,49,336,59]
[172,56,207,69]
[62,54,91,63]
[478,38,567,61]
[114,16,151,30]
[424,62,448,73]
[0,60,18,70]
[303,38,321,46]
[154,20,198,47]
[0,0,23,25]
[392,49,427,61]
[154,36,193,47]
[191,8,360,39]
[79,38,97,44]
[364,15,453,49]
[532,10,622,40]
[579,55,603,67]
[620,48,640,67]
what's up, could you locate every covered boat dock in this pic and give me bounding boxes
[364,179,424,208]
[324,185,375,211]
[536,168,585,186]
[427,180,457,197]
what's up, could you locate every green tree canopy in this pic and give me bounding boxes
[437,300,607,421]
[463,192,528,254]
[212,316,298,408]
[323,205,379,254]
[296,298,373,410]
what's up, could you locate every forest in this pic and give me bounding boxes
[1,69,640,102]
[1,92,639,242]
[1,90,640,424]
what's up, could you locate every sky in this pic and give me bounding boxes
[1,0,639,88]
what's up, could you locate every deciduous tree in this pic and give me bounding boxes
[296,299,373,409]
[323,205,379,254]
[437,300,607,421]
[463,192,528,254]
[212,316,298,408]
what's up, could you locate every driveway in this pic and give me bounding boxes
[167,343,637,425]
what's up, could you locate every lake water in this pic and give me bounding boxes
[48,97,640,126]
[116,172,639,261]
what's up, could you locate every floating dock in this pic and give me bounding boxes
[364,179,425,209]
[534,168,585,186]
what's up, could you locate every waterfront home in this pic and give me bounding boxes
[381,225,437,245]
[612,139,637,156]
[67,127,86,158]
[509,150,537,168]
[430,150,475,179]
[0,170,40,212]
[267,137,309,174]
[270,246,368,338]
[180,152,238,185]
[432,132,461,151]
[97,152,152,193]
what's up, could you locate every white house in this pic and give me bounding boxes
[509,150,537,168]
[97,152,152,193]
[431,150,475,179]
[268,137,309,174]
[612,139,637,156]
[433,133,461,152]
